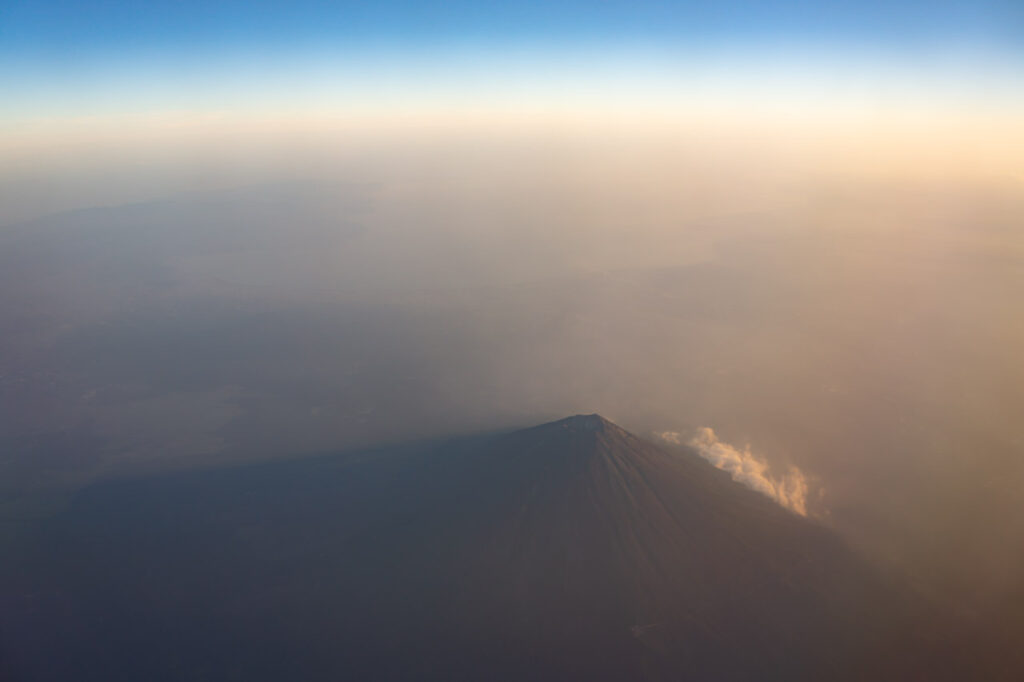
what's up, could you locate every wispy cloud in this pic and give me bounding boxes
[658,428,811,516]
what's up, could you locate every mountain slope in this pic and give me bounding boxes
[4,415,958,681]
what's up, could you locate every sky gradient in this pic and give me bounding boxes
[2,0,1024,614]
[3,0,1023,127]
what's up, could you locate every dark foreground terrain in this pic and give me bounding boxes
[0,415,983,680]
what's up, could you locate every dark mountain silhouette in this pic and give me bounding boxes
[3,415,967,680]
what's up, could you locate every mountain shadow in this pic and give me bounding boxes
[3,415,971,681]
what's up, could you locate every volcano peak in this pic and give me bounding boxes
[554,413,615,432]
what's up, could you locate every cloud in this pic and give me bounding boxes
[657,428,810,516]
[658,431,684,445]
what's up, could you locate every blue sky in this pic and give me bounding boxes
[5,0,1022,56]
[2,0,1022,121]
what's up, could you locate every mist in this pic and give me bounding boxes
[1,125,1022,615]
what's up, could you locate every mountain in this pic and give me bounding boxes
[3,415,962,681]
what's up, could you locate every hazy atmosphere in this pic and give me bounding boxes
[3,0,1023,679]
[5,124,1022,599]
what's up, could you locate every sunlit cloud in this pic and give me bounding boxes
[659,428,811,516]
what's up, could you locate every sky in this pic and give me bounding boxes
[2,0,1024,615]
[3,0,1023,126]
[4,0,1022,52]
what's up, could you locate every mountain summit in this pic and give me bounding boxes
[543,412,618,431]
[8,416,956,681]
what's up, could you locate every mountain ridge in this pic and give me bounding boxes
[4,415,964,681]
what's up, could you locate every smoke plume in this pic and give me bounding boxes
[658,428,810,516]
